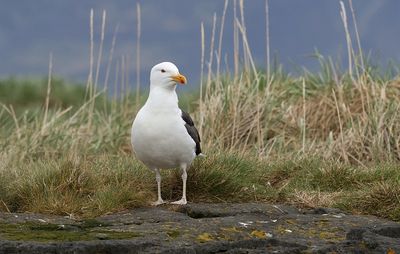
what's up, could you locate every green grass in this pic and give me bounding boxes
[1,155,153,217]
[0,135,399,220]
[0,78,88,110]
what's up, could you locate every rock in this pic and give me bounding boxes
[0,203,399,253]
[346,228,366,240]
[95,233,110,240]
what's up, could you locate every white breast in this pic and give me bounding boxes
[131,107,196,169]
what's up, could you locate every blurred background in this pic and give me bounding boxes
[0,0,399,87]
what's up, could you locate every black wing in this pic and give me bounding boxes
[181,110,202,155]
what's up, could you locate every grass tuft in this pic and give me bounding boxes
[1,156,154,217]
[340,181,400,221]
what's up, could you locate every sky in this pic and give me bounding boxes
[0,0,399,88]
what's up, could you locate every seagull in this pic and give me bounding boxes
[131,62,202,205]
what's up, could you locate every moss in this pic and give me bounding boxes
[220,227,241,233]
[0,222,140,242]
[196,232,214,242]
[274,225,290,235]
[318,231,340,240]
[79,219,111,229]
[166,229,180,239]
[273,221,345,242]
[301,228,345,242]
[284,219,298,225]
[26,222,67,231]
[217,227,243,241]
[250,230,267,239]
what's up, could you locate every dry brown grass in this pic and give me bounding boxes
[197,71,400,164]
[194,1,400,165]
[292,190,343,208]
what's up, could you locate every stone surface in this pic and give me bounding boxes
[0,203,399,253]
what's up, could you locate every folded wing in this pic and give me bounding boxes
[181,110,202,155]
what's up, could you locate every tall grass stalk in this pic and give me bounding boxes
[103,24,119,113]
[348,0,364,72]
[42,53,53,134]
[206,13,217,94]
[135,3,141,109]
[104,24,119,94]
[340,1,353,78]
[86,9,95,130]
[86,9,94,100]
[199,22,205,136]
[216,0,228,81]
[233,0,239,76]
[265,0,271,80]
[94,10,106,94]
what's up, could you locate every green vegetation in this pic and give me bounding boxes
[0,1,399,222]
[0,74,399,220]
[0,222,140,242]
[0,78,87,110]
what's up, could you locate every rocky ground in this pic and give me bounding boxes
[0,203,399,253]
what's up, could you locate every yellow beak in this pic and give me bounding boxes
[171,74,187,85]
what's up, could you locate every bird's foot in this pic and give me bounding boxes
[151,199,166,206]
[171,198,187,205]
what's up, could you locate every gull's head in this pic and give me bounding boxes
[150,62,187,89]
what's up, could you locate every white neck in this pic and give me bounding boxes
[145,85,179,109]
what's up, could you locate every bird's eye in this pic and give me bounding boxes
[161,69,166,73]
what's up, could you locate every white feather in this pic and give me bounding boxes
[131,62,196,170]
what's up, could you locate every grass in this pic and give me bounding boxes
[1,1,400,221]
[0,145,398,220]
[0,78,89,111]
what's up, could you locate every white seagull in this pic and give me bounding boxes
[131,62,202,205]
